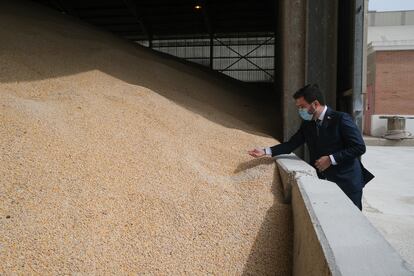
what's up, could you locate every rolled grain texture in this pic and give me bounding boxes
[0,1,292,274]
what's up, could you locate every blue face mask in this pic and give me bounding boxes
[298,108,314,121]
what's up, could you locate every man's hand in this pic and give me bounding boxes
[315,156,332,172]
[248,148,266,158]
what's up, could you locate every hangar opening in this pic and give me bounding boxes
[29,0,282,138]
[29,0,365,141]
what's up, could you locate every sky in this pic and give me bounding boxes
[369,0,414,11]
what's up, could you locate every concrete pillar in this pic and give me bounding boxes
[361,0,369,131]
[278,0,307,145]
[353,0,366,130]
[306,0,338,108]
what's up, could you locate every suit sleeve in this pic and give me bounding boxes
[332,113,366,164]
[270,123,305,157]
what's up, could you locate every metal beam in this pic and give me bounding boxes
[75,9,129,18]
[53,0,78,17]
[149,41,274,48]
[219,37,273,69]
[215,37,275,80]
[198,0,213,35]
[122,0,152,47]
[209,35,214,69]
[197,0,214,68]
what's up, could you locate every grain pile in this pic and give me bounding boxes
[0,1,292,275]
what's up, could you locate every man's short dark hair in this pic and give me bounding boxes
[293,84,325,105]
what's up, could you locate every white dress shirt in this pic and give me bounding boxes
[264,105,337,165]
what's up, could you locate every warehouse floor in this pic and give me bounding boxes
[362,146,414,270]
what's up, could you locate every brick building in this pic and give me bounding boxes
[365,10,414,136]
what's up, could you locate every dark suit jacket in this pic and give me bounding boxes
[271,107,374,194]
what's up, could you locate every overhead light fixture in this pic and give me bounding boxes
[194,5,202,10]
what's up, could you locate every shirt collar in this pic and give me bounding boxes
[317,105,328,121]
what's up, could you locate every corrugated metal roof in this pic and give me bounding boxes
[31,0,277,40]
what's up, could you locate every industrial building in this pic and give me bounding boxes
[365,10,414,137]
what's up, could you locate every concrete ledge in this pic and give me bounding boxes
[293,176,413,275]
[274,155,414,276]
[364,135,414,146]
[274,154,317,203]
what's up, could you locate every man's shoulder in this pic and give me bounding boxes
[326,108,357,130]
[326,108,350,121]
[324,108,353,130]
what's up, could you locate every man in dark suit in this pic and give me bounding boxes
[248,84,374,210]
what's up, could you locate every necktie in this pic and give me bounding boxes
[316,119,322,126]
[316,119,321,136]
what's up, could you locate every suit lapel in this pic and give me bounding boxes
[322,107,335,129]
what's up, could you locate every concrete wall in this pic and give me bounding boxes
[274,154,413,275]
